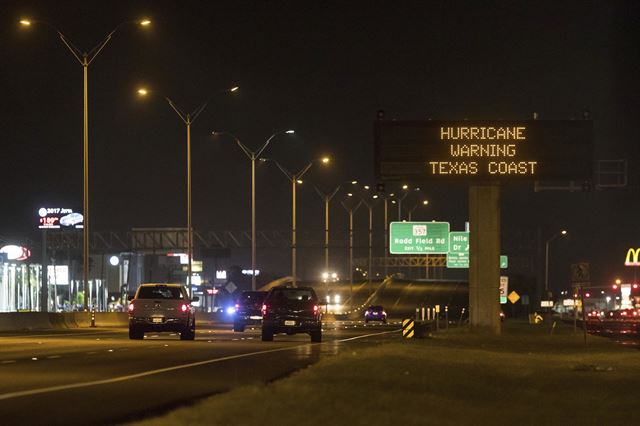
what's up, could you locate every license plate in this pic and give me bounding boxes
[284,320,296,326]
[152,317,163,323]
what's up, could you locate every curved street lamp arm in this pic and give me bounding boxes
[315,184,341,201]
[271,159,294,181]
[314,185,327,200]
[255,133,279,159]
[296,162,314,180]
[57,32,85,65]
[213,131,253,159]
[341,199,363,213]
[189,86,238,123]
[165,97,188,124]
[85,31,116,65]
[189,100,209,123]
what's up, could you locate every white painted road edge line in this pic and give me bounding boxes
[0,329,398,401]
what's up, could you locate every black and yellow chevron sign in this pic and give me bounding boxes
[402,318,415,338]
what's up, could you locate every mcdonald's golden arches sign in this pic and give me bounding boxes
[625,248,640,266]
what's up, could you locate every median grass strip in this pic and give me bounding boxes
[130,321,640,426]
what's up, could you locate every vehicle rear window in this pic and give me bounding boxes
[240,292,267,303]
[137,286,184,300]
[271,289,315,301]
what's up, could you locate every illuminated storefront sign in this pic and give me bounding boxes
[48,265,69,285]
[0,245,31,261]
[38,207,83,229]
[624,248,640,266]
[375,120,593,181]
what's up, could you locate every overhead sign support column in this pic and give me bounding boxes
[469,184,501,334]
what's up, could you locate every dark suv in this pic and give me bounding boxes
[364,305,387,323]
[261,286,322,342]
[233,290,268,332]
[128,283,198,340]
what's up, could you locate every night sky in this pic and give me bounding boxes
[1,0,639,290]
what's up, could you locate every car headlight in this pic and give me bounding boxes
[226,306,236,314]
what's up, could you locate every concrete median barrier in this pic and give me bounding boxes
[0,313,53,331]
[0,312,129,331]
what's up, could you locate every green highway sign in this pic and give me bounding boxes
[446,253,508,268]
[449,231,469,254]
[447,231,469,268]
[389,222,450,254]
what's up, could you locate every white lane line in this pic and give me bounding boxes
[0,330,120,339]
[46,356,62,359]
[337,329,398,342]
[1,360,16,364]
[0,330,393,401]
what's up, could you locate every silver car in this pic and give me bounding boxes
[128,283,198,340]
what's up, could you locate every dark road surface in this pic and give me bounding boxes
[0,321,399,425]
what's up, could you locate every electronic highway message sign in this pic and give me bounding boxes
[375,120,593,181]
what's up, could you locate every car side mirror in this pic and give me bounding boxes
[191,296,200,303]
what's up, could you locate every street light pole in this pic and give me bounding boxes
[342,199,363,303]
[359,198,378,294]
[544,230,567,298]
[140,87,238,295]
[314,181,357,274]
[213,130,294,290]
[21,18,151,311]
[266,158,330,287]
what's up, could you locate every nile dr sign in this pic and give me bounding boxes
[389,222,450,254]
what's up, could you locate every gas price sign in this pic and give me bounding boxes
[38,207,83,229]
[375,120,593,181]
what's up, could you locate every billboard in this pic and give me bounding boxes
[38,207,83,229]
[374,120,593,181]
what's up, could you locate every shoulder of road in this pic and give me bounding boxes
[129,320,638,425]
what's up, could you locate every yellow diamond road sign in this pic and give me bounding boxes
[508,291,520,304]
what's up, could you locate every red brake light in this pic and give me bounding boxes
[128,303,134,312]
[235,303,240,309]
[313,305,319,313]
[181,304,188,313]
[262,304,268,315]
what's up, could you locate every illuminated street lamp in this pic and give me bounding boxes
[544,229,568,297]
[22,17,151,311]
[138,86,238,292]
[262,157,330,287]
[212,130,295,290]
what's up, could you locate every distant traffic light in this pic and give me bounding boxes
[585,292,591,298]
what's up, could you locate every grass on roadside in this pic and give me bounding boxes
[129,321,640,426]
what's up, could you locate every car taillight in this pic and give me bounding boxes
[235,303,240,309]
[313,305,319,314]
[181,304,188,313]
[128,303,134,312]
[261,304,268,315]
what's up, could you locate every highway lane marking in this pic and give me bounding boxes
[0,330,121,339]
[0,329,396,401]
[1,360,16,364]
[46,356,62,359]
